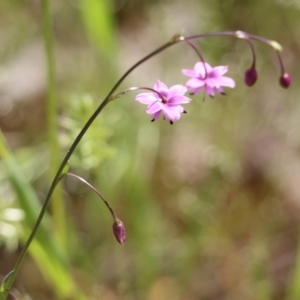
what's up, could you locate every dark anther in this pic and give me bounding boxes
[170,121,173,125]
[183,110,187,114]
[151,119,155,122]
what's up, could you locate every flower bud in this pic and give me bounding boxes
[244,68,258,86]
[113,219,126,245]
[279,73,291,88]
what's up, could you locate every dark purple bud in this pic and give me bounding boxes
[244,68,258,86]
[279,73,291,88]
[113,219,126,245]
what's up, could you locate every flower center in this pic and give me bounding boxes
[161,97,168,104]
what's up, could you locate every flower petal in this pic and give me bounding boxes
[210,66,228,77]
[152,110,161,120]
[218,76,236,88]
[162,105,184,121]
[182,69,196,77]
[205,77,221,88]
[168,85,187,97]
[204,85,215,97]
[186,78,205,89]
[135,93,157,104]
[154,80,169,96]
[168,95,191,105]
[147,101,163,114]
[194,62,212,78]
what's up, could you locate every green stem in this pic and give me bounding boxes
[42,0,66,245]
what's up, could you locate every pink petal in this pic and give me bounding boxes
[194,62,212,78]
[205,78,221,88]
[154,80,169,95]
[168,95,191,105]
[218,76,235,88]
[162,105,184,121]
[186,78,205,89]
[168,85,187,97]
[182,69,196,77]
[210,66,228,77]
[152,110,161,120]
[204,85,215,97]
[135,93,157,104]
[147,101,163,114]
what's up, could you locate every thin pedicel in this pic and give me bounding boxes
[65,173,126,245]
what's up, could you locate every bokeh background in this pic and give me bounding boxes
[0,0,300,299]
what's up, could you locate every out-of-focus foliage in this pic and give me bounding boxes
[59,93,116,170]
[81,0,116,58]
[0,0,300,299]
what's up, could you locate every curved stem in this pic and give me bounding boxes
[275,50,285,75]
[65,173,116,220]
[245,38,256,69]
[111,86,165,100]
[185,30,279,46]
[184,39,208,76]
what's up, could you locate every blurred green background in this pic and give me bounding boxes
[0,0,299,299]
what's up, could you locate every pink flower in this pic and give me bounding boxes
[182,62,235,96]
[135,80,191,124]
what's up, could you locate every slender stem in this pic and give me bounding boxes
[275,50,285,75]
[65,173,116,220]
[42,0,66,245]
[184,39,208,76]
[185,31,278,45]
[111,86,166,100]
[244,39,256,69]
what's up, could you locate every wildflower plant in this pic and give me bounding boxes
[0,27,291,299]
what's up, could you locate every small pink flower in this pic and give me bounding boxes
[135,80,191,124]
[182,62,235,96]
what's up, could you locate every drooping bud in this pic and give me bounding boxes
[113,219,126,245]
[279,73,291,88]
[244,68,258,86]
